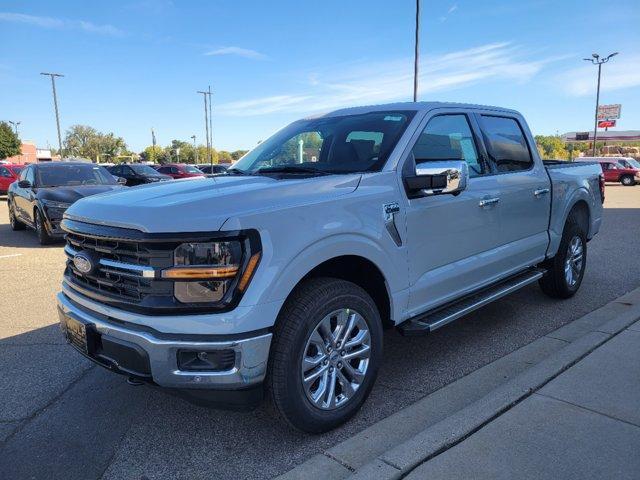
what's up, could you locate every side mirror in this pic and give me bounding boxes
[405,160,469,197]
[18,180,31,189]
[115,176,127,185]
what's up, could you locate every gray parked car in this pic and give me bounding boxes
[57,102,603,432]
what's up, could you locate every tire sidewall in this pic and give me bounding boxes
[274,282,383,432]
[35,209,50,244]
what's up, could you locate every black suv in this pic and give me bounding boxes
[8,162,123,244]
[107,163,171,186]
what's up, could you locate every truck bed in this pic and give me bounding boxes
[544,161,603,258]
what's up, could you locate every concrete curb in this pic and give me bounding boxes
[278,287,640,480]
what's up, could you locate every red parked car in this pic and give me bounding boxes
[155,163,205,179]
[0,164,25,194]
[576,157,640,186]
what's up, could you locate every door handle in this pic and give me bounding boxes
[479,197,500,207]
[534,188,550,197]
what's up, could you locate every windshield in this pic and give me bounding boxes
[130,164,160,175]
[36,165,118,187]
[10,166,23,175]
[233,111,415,174]
[184,165,202,174]
[624,158,640,169]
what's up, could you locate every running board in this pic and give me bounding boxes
[397,269,545,337]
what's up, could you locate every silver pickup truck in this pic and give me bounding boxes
[57,102,604,432]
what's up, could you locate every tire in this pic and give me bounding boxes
[621,175,635,186]
[34,209,53,245]
[268,277,383,433]
[539,213,587,299]
[8,201,26,231]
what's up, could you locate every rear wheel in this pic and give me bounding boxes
[34,209,53,245]
[539,213,587,298]
[621,175,635,186]
[268,277,383,433]
[8,201,25,231]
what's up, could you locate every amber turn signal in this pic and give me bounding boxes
[161,265,239,280]
[237,252,261,292]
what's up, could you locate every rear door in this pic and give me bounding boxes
[475,113,551,273]
[403,109,503,316]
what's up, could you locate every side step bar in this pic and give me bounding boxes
[397,269,545,337]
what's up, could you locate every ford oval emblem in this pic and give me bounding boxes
[73,252,95,275]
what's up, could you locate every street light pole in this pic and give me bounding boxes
[191,135,198,163]
[40,72,64,159]
[413,0,420,102]
[583,52,618,157]
[8,120,21,136]
[197,90,211,165]
[207,85,213,169]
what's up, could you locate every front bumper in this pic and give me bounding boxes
[56,291,272,397]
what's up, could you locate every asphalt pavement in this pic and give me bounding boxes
[0,185,639,479]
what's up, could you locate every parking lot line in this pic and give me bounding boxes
[0,253,23,259]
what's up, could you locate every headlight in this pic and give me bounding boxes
[162,240,260,304]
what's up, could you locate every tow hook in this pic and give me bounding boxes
[126,376,144,386]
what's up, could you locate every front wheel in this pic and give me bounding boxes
[268,277,383,433]
[34,209,53,245]
[621,175,636,186]
[8,201,26,231]
[539,214,587,298]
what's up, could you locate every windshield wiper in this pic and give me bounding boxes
[225,167,250,175]
[254,165,331,176]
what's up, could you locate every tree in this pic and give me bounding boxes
[534,135,569,160]
[0,121,21,159]
[63,125,128,162]
[140,145,163,163]
[231,150,248,161]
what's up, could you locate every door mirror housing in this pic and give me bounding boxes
[405,160,469,197]
[18,180,31,189]
[115,176,127,185]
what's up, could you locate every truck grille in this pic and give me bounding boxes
[64,232,175,308]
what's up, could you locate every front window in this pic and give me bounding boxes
[184,165,202,174]
[233,111,415,174]
[36,165,118,187]
[10,166,23,176]
[623,158,640,169]
[129,164,160,175]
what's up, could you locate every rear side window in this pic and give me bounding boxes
[0,167,11,178]
[412,114,484,177]
[480,116,532,172]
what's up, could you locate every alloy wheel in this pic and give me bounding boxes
[301,308,371,410]
[564,235,584,287]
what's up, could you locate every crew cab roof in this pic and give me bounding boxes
[310,101,521,120]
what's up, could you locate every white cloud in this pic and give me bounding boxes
[439,3,459,22]
[0,12,124,36]
[204,46,268,60]
[217,42,562,116]
[556,54,640,96]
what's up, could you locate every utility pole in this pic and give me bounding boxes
[413,0,420,102]
[8,120,21,136]
[191,135,198,163]
[207,85,213,168]
[583,52,618,156]
[40,72,64,159]
[197,90,211,165]
[151,128,157,147]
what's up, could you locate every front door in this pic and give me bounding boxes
[404,111,503,317]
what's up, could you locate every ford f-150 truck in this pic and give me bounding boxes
[57,102,604,432]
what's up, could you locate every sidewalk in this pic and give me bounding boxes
[405,320,640,479]
[280,287,640,480]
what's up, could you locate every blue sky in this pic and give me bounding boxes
[1,0,638,152]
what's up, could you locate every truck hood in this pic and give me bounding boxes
[64,174,361,233]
